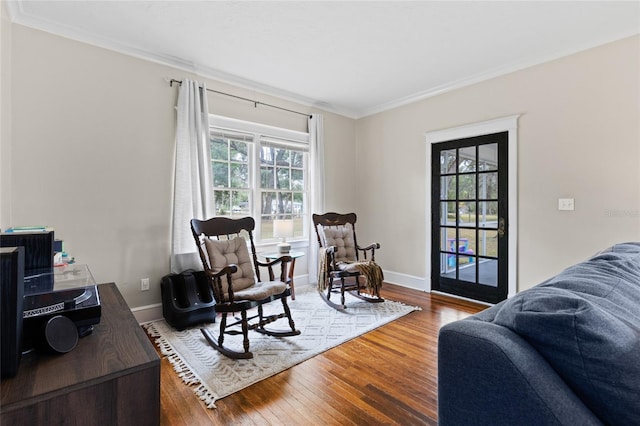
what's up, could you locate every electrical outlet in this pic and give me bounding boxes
[141,278,150,291]
[558,198,575,211]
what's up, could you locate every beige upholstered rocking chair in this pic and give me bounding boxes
[313,212,384,310]
[191,216,300,359]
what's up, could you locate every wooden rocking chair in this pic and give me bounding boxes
[191,216,300,359]
[313,212,384,310]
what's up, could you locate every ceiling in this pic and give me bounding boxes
[6,1,640,118]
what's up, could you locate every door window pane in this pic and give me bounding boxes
[441,228,457,252]
[458,201,476,228]
[440,149,456,174]
[478,172,498,199]
[479,259,498,286]
[478,230,498,257]
[478,202,498,228]
[459,260,476,283]
[441,202,457,225]
[441,176,456,200]
[458,174,476,199]
[479,143,498,171]
[459,147,476,172]
[458,229,476,256]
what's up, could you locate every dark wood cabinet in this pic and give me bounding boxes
[0,283,160,425]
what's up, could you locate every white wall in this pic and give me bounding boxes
[3,24,357,309]
[355,35,640,292]
[1,3,12,227]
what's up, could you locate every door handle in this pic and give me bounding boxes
[498,217,505,238]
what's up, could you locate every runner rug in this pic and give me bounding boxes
[143,285,420,409]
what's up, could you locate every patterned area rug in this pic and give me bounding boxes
[144,285,420,408]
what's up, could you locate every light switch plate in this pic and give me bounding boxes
[558,198,575,211]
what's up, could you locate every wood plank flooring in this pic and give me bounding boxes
[152,283,485,425]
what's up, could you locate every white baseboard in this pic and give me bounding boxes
[131,303,163,324]
[382,270,427,292]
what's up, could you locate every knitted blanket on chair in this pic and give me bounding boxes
[317,248,384,296]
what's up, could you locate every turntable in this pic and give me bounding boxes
[22,264,101,352]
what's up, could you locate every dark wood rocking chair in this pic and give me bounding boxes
[313,212,384,310]
[191,216,300,359]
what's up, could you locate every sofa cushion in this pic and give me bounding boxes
[493,242,640,425]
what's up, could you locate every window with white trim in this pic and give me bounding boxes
[209,115,309,244]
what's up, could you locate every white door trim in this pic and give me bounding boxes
[425,115,520,299]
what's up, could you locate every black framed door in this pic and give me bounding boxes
[431,132,508,304]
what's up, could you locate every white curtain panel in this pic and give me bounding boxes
[171,79,215,273]
[308,113,325,284]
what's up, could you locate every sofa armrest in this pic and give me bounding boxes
[438,319,603,426]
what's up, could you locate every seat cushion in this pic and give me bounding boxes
[493,242,640,425]
[318,223,356,262]
[204,237,255,298]
[234,280,287,301]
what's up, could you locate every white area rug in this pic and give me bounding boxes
[144,285,420,408]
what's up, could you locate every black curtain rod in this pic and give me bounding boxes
[169,79,311,118]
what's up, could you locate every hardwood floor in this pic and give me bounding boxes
[152,283,485,425]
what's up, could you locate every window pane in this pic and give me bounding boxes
[291,169,303,191]
[478,202,498,228]
[479,143,498,171]
[441,227,457,252]
[291,151,304,168]
[261,166,275,189]
[214,190,230,215]
[260,147,275,165]
[440,149,456,174]
[459,147,476,172]
[277,193,293,214]
[231,191,249,216]
[293,193,303,216]
[479,259,498,286]
[210,138,228,161]
[458,202,476,228]
[274,148,290,166]
[478,172,498,199]
[441,176,456,200]
[261,192,277,216]
[458,229,476,255]
[213,162,228,187]
[458,175,476,199]
[230,163,249,188]
[478,230,498,257]
[440,202,456,225]
[229,141,248,162]
[276,167,290,189]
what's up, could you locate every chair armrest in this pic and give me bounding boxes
[357,242,380,261]
[256,255,292,282]
[205,264,238,302]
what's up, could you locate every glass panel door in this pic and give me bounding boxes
[431,132,508,304]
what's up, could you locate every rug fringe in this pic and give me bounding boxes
[143,322,219,409]
[195,383,218,409]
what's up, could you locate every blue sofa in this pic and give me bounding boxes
[437,242,640,425]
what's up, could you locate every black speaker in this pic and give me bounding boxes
[40,315,78,354]
[1,247,25,378]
